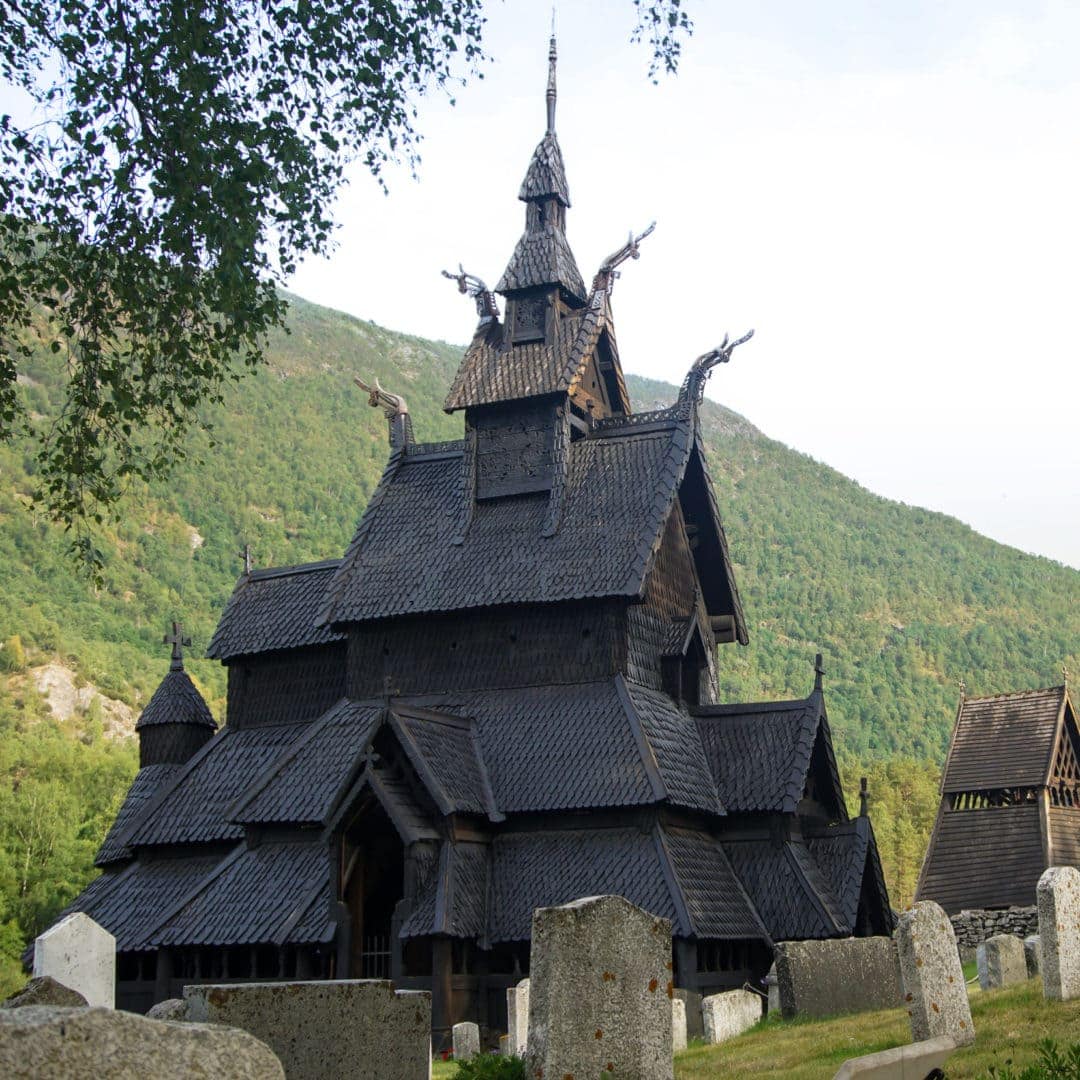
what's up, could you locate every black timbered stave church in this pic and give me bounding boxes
[49,40,893,1040]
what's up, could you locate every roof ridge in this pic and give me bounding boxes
[963,685,1065,704]
[247,558,341,581]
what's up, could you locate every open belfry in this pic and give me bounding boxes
[47,39,893,1043]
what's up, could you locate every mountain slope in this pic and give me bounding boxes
[3,292,1077,757]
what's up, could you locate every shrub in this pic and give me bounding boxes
[982,1039,1080,1080]
[453,1053,526,1080]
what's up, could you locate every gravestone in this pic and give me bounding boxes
[0,1006,284,1079]
[498,1034,511,1057]
[895,900,974,1046]
[701,989,761,1044]
[976,934,1027,990]
[1,977,87,1010]
[774,938,901,1018]
[184,980,431,1080]
[146,998,188,1021]
[673,988,703,1040]
[833,1034,957,1079]
[452,1021,479,1062]
[1023,935,1041,979]
[764,963,780,1014]
[671,996,687,1052]
[525,895,673,1080]
[506,977,529,1054]
[1037,865,1080,1002]
[32,913,114,1009]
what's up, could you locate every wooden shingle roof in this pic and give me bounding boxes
[207,560,345,661]
[135,670,216,731]
[941,685,1067,792]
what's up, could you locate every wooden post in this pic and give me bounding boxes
[431,936,453,1053]
[154,948,173,1005]
[675,938,699,993]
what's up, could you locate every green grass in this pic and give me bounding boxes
[676,978,1080,1079]
[436,979,1080,1079]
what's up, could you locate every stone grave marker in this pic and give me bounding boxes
[671,996,687,1053]
[506,976,529,1054]
[525,895,673,1080]
[833,1034,957,1079]
[774,938,901,1019]
[673,988,703,1040]
[0,1006,284,1079]
[498,1034,511,1057]
[701,989,761,1044]
[452,1021,480,1062]
[1023,935,1041,979]
[184,980,430,1080]
[1037,865,1080,1002]
[32,913,114,1009]
[976,934,1027,990]
[895,900,974,1046]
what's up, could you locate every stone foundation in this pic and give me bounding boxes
[949,907,1039,962]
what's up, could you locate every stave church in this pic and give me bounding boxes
[47,38,893,1044]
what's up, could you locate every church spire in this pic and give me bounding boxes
[546,34,557,134]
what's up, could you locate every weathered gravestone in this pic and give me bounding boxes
[146,998,188,1021]
[673,988,703,1040]
[671,996,687,1053]
[185,980,431,1080]
[0,1005,284,1080]
[896,901,974,1046]
[701,988,761,1044]
[1037,865,1080,1002]
[32,912,114,1009]
[498,1034,512,1057]
[1023,935,1041,979]
[764,963,780,1014]
[976,934,1027,990]
[832,1034,957,1079]
[452,1021,480,1062]
[774,938,901,1019]
[526,895,673,1080]
[1,977,87,1010]
[507,977,529,1054]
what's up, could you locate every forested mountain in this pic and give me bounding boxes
[0,293,1076,988]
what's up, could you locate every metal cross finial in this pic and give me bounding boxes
[859,777,869,817]
[163,620,191,672]
[813,652,825,692]
[361,745,381,772]
[239,543,253,576]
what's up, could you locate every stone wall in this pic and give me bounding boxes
[950,907,1039,962]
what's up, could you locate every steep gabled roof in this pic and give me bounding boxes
[495,226,586,300]
[149,840,332,949]
[941,685,1068,792]
[807,817,895,935]
[95,764,182,866]
[226,699,382,827]
[723,840,845,941]
[694,689,846,816]
[206,560,345,661]
[400,841,490,940]
[123,724,306,848]
[320,411,743,636]
[444,292,622,411]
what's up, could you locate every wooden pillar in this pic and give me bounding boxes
[332,901,352,978]
[154,949,173,1004]
[675,938,699,992]
[431,937,453,1052]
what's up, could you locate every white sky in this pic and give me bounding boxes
[288,0,1080,570]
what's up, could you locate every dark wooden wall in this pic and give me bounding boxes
[227,643,347,728]
[919,804,1045,912]
[1049,806,1080,866]
[470,399,559,498]
[348,601,624,697]
[625,504,714,701]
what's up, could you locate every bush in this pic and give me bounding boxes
[0,636,25,674]
[453,1053,526,1080]
[982,1039,1080,1080]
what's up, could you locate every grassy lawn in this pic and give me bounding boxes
[433,978,1080,1079]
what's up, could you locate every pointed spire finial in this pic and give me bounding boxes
[163,620,192,672]
[546,32,558,134]
[1064,662,1070,688]
[958,676,966,701]
[239,543,253,577]
[813,652,824,692]
[859,777,869,817]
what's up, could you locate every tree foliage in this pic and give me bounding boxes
[0,0,692,567]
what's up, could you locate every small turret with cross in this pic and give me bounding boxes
[164,621,192,672]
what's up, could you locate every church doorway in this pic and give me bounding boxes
[342,801,405,979]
